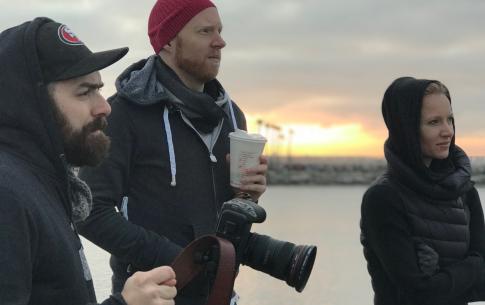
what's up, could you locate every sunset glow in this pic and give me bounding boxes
[244,115,485,158]
[457,137,485,157]
[246,116,384,157]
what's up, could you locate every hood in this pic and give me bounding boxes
[115,55,167,106]
[381,76,455,177]
[0,17,66,175]
[115,55,231,133]
[115,55,230,107]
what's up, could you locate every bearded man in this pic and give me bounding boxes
[0,17,176,305]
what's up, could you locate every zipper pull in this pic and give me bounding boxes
[209,154,217,163]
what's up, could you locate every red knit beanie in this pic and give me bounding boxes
[148,0,216,54]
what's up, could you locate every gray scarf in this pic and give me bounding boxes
[68,167,93,223]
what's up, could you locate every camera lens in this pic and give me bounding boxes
[287,244,317,292]
[242,233,317,292]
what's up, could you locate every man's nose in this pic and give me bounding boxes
[92,95,111,117]
[213,32,226,49]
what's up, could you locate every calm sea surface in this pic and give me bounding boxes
[83,185,485,305]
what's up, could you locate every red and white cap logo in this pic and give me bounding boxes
[57,24,84,46]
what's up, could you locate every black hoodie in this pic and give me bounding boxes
[360,77,485,305]
[77,55,246,305]
[0,17,125,305]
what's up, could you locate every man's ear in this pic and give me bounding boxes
[162,39,175,53]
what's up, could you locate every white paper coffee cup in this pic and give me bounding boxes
[229,129,267,187]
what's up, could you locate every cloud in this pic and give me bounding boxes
[1,0,484,153]
[215,0,485,138]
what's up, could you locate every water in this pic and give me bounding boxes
[83,186,485,305]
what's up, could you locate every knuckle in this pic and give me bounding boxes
[130,272,144,285]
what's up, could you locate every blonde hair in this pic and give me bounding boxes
[424,81,449,97]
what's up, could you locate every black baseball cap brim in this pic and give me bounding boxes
[36,19,129,82]
[53,47,128,81]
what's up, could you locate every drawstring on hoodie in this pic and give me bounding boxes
[163,106,177,186]
[162,100,238,187]
[228,99,238,131]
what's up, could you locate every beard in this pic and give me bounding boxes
[49,97,110,167]
[174,36,219,84]
[62,117,110,167]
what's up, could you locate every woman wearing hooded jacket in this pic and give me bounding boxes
[360,76,485,305]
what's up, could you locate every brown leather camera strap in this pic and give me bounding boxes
[171,235,236,305]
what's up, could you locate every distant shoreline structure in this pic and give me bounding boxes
[267,156,485,185]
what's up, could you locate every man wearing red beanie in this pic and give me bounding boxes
[77,1,268,305]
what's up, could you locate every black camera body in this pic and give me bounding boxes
[215,198,317,292]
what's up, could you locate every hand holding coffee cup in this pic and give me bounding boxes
[229,129,267,188]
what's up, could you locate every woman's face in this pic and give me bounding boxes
[420,93,454,167]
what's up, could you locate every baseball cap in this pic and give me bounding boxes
[37,20,128,82]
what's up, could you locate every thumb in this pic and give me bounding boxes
[145,266,176,285]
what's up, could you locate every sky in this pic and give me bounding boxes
[2,0,485,157]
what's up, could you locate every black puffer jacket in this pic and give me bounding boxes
[361,145,485,305]
[360,77,485,305]
[385,145,475,266]
[0,17,125,305]
[77,56,246,305]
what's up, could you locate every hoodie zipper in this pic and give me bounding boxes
[178,112,223,211]
[208,119,224,216]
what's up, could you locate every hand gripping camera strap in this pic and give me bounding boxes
[171,235,236,305]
